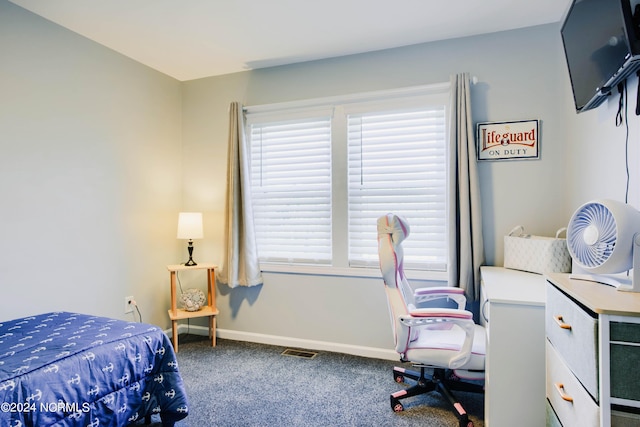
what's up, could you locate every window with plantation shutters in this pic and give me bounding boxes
[248,113,333,265]
[245,83,450,276]
[347,106,447,270]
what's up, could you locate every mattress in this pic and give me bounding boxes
[0,311,188,427]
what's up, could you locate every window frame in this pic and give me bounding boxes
[244,83,451,281]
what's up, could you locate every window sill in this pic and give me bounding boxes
[259,263,448,282]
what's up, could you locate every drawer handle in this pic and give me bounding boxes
[554,315,572,330]
[554,382,574,402]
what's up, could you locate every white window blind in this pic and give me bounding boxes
[347,107,447,270]
[248,116,333,264]
[245,83,450,274]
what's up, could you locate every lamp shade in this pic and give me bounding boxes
[177,212,203,240]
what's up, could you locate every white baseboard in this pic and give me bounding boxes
[167,324,398,361]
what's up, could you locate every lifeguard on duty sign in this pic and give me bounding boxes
[476,120,540,161]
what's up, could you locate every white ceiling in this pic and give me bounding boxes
[10,0,572,81]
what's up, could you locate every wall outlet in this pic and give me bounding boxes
[125,296,135,314]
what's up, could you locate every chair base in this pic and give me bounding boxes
[391,366,484,427]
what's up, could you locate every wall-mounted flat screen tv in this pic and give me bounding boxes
[561,0,640,112]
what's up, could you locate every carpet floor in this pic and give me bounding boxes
[145,335,484,427]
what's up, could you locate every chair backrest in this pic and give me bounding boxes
[377,214,415,351]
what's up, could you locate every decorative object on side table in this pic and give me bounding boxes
[180,288,206,311]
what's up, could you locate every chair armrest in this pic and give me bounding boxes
[407,307,472,319]
[414,286,467,310]
[399,308,477,369]
[401,308,473,328]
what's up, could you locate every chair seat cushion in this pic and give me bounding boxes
[404,324,486,371]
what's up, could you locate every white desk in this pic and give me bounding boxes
[480,266,546,427]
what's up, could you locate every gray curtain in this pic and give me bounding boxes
[447,73,484,301]
[217,102,263,288]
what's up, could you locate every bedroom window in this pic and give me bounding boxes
[248,112,333,265]
[245,84,450,277]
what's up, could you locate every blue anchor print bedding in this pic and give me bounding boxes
[0,312,188,426]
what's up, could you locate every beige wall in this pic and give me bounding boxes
[564,78,640,213]
[0,0,183,326]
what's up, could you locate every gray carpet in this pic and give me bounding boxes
[146,335,484,427]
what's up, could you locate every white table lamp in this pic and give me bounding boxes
[177,212,203,266]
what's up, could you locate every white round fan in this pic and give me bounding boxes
[567,199,640,292]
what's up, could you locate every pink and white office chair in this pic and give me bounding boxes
[377,214,485,427]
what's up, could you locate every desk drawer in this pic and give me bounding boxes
[613,409,640,427]
[610,321,640,401]
[546,283,599,399]
[546,340,599,427]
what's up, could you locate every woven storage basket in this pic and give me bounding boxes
[504,226,571,274]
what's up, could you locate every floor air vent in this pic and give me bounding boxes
[281,348,318,359]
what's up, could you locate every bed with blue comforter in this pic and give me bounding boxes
[0,312,188,427]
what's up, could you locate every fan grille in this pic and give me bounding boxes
[567,202,617,268]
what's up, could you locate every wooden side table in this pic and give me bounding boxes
[167,263,219,352]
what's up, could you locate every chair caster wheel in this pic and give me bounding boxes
[390,397,404,412]
[459,418,473,427]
